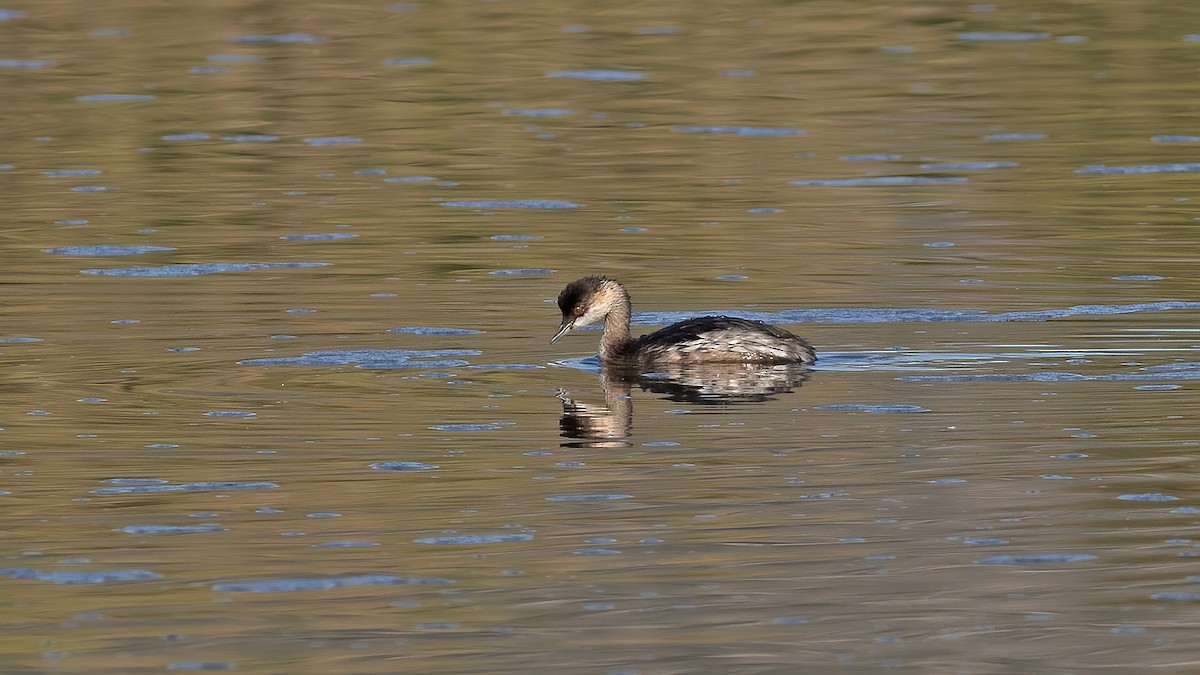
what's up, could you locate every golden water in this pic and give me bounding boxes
[3,1,1200,671]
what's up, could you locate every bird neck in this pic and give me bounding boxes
[599,289,634,360]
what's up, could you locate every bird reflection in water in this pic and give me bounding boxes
[558,362,811,447]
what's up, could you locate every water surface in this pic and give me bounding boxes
[2,1,1200,672]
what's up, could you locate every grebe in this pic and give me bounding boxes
[551,276,816,365]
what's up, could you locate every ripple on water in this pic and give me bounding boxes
[545,69,645,81]
[441,200,583,209]
[240,349,479,369]
[962,537,1008,546]
[0,337,42,343]
[117,524,225,535]
[501,108,578,117]
[1151,592,1200,602]
[415,534,534,544]
[388,326,483,335]
[81,262,329,277]
[213,574,451,592]
[204,410,256,418]
[42,169,102,176]
[162,133,211,141]
[227,33,326,43]
[1078,162,1200,174]
[303,137,363,145]
[800,491,848,500]
[985,133,1047,141]
[221,134,279,143]
[546,493,634,502]
[76,94,157,102]
[1143,362,1200,372]
[280,232,359,241]
[45,245,176,256]
[672,125,805,136]
[974,553,1097,565]
[384,175,437,182]
[428,422,511,432]
[489,268,556,276]
[839,154,900,161]
[0,567,162,584]
[0,59,53,68]
[899,370,1200,383]
[381,57,434,66]
[490,234,544,241]
[637,300,1200,327]
[1116,493,1179,502]
[814,404,930,413]
[919,161,1018,170]
[92,481,279,495]
[370,461,439,471]
[791,176,967,187]
[1112,275,1163,281]
[208,54,263,63]
[958,32,1050,40]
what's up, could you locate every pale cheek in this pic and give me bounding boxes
[576,306,607,326]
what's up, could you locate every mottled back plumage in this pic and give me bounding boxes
[634,316,815,364]
[552,276,816,366]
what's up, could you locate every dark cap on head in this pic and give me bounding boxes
[557,275,609,317]
[552,275,620,343]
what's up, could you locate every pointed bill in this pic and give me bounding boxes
[550,319,574,343]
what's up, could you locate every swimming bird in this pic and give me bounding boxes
[552,276,816,365]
